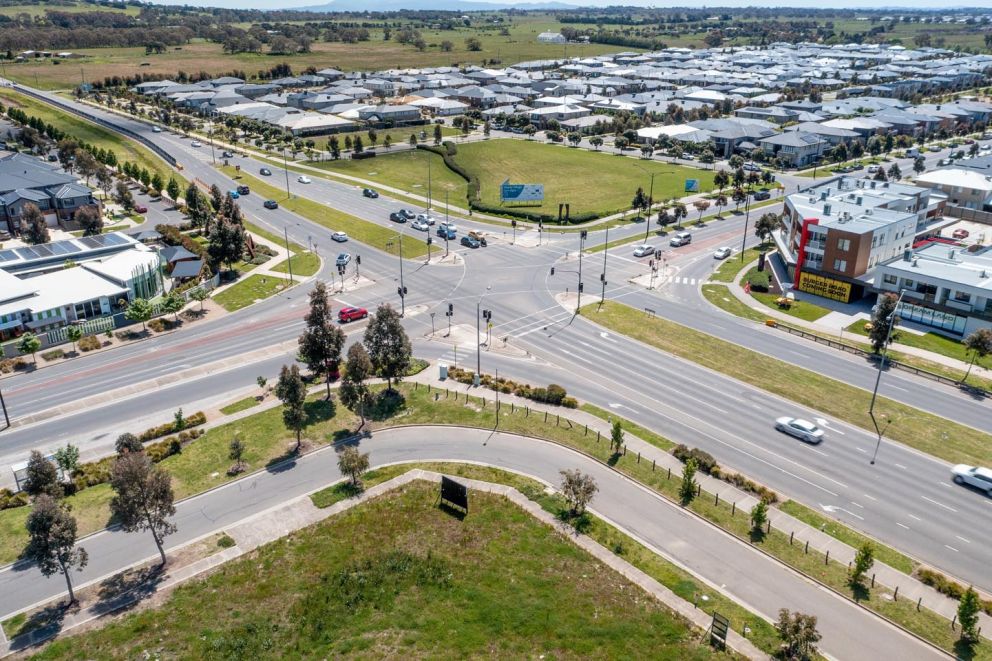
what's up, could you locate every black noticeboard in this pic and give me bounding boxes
[710,612,730,648]
[440,476,468,512]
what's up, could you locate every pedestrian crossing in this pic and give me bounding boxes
[669,276,698,286]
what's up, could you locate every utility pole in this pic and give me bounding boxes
[398,233,405,316]
[476,286,491,384]
[426,235,432,264]
[739,193,752,261]
[283,226,294,283]
[869,289,906,465]
[445,301,453,337]
[427,155,432,210]
[209,123,216,165]
[576,230,586,313]
[600,225,609,304]
[282,147,291,199]
[511,219,516,245]
[0,385,9,429]
[643,172,656,242]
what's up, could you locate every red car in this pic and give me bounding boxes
[134,204,148,213]
[338,306,368,323]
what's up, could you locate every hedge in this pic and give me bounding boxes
[746,270,771,292]
[671,444,778,503]
[916,568,992,615]
[138,411,207,442]
[445,366,578,408]
[672,444,718,474]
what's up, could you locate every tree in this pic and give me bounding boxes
[150,173,164,194]
[190,286,209,312]
[229,435,246,473]
[714,193,727,217]
[754,212,781,244]
[714,169,730,192]
[166,177,181,203]
[679,458,697,505]
[298,282,346,399]
[25,495,88,604]
[958,586,981,643]
[560,469,597,516]
[24,450,62,499]
[125,297,154,331]
[590,136,603,150]
[339,342,374,429]
[338,446,370,488]
[115,432,143,455]
[66,325,83,353]
[631,186,648,214]
[409,133,418,147]
[207,220,246,275]
[75,151,99,185]
[53,444,80,484]
[209,184,224,211]
[614,136,629,151]
[440,39,453,52]
[913,156,926,176]
[776,609,821,660]
[851,542,874,585]
[671,202,688,228]
[17,332,42,364]
[693,199,710,222]
[114,180,135,212]
[869,293,898,354]
[353,135,364,154]
[161,290,184,322]
[22,203,49,244]
[962,328,992,383]
[275,364,308,452]
[606,419,627,456]
[110,451,177,566]
[732,187,747,210]
[465,37,482,51]
[76,205,103,236]
[873,167,887,182]
[433,123,443,146]
[750,499,768,535]
[887,163,902,181]
[363,304,412,391]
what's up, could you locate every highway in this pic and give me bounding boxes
[1,87,991,592]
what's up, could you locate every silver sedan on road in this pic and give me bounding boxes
[775,417,825,444]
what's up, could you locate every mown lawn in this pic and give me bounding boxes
[307,147,465,198]
[270,251,320,277]
[212,274,295,312]
[31,481,722,661]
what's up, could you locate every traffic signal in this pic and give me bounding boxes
[580,230,587,240]
[427,236,433,245]
[511,220,517,228]
[397,286,408,297]
[356,255,361,265]
[655,249,662,259]
[600,272,605,282]
[649,259,654,268]
[550,266,555,276]
[578,282,584,293]
[448,303,453,314]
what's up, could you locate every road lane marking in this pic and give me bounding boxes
[895,463,907,470]
[863,494,877,501]
[850,501,864,509]
[956,535,971,544]
[945,545,959,553]
[908,514,922,521]
[921,495,957,513]
[897,523,910,530]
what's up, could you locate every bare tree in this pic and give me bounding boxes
[109,452,177,566]
[560,469,597,517]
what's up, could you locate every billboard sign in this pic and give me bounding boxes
[500,180,544,203]
[684,179,700,193]
[797,271,852,302]
[440,476,468,511]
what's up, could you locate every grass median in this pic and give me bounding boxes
[581,300,992,467]
[271,251,320,277]
[211,273,295,312]
[219,165,428,259]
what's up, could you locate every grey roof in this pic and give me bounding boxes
[53,183,92,199]
[0,187,49,205]
[0,153,76,193]
[169,259,204,279]
[160,245,197,263]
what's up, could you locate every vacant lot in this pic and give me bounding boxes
[309,148,465,200]
[31,481,719,660]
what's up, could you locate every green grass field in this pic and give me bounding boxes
[0,88,176,184]
[218,396,260,416]
[29,481,721,660]
[271,251,320,277]
[212,273,294,312]
[308,148,465,200]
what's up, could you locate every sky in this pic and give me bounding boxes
[148,0,992,9]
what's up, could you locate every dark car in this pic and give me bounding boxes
[461,235,481,249]
[259,168,272,176]
[263,199,278,209]
[398,209,416,220]
[134,204,148,213]
[362,188,379,198]
[222,151,234,158]
[338,306,368,323]
[752,190,771,201]
[237,185,250,195]
[389,212,406,223]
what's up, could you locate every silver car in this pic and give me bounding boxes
[951,464,992,495]
[633,244,655,257]
[775,417,824,444]
[411,219,430,231]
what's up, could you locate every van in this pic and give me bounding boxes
[669,231,692,247]
[906,147,920,158]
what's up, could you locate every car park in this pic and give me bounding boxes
[753,190,771,201]
[411,219,430,231]
[389,212,406,223]
[951,464,992,494]
[714,247,732,259]
[633,244,655,257]
[297,175,312,184]
[263,199,278,209]
[331,231,348,242]
[774,417,824,444]
[669,232,692,247]
[362,188,378,198]
[237,185,250,195]
[191,140,201,147]
[260,168,272,176]
[338,307,368,323]
[461,235,481,249]
[335,253,351,267]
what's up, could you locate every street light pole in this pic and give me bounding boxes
[739,192,752,262]
[282,147,291,199]
[208,123,216,165]
[643,171,656,242]
[476,285,491,382]
[869,289,906,465]
[576,230,587,313]
[0,385,9,429]
[601,225,609,304]
[398,232,405,316]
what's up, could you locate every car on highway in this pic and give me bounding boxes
[416,213,436,225]
[263,199,278,209]
[398,208,416,220]
[669,231,692,247]
[633,244,655,257]
[951,464,992,494]
[774,417,824,444]
[237,185,250,195]
[752,190,771,201]
[362,188,378,198]
[228,190,240,199]
[436,223,456,239]
[297,175,312,184]
[338,306,368,323]
[191,140,201,147]
[151,126,162,133]
[938,158,953,166]
[411,219,430,231]
[259,168,272,176]
[467,230,487,246]
[461,235,481,249]
[134,204,148,214]
[222,151,234,158]
[335,253,352,267]
[713,247,732,259]
[389,212,407,223]
[867,164,880,174]
[927,145,941,152]
[331,231,348,242]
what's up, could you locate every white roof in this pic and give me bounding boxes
[81,246,158,285]
[637,124,709,140]
[916,168,992,192]
[0,267,127,318]
[0,268,36,305]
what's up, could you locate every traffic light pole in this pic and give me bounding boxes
[397,233,406,316]
[0,385,9,429]
[600,225,609,304]
[576,230,587,313]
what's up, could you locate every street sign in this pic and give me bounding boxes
[684,179,700,192]
[500,180,544,203]
[709,612,730,649]
[440,476,468,511]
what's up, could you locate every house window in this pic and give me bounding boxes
[833,259,847,271]
[883,274,897,285]
[954,291,971,303]
[837,238,851,251]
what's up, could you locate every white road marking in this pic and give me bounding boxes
[908,514,922,521]
[895,463,907,470]
[855,447,866,453]
[863,494,877,501]
[850,501,864,509]
[956,535,971,544]
[897,523,910,530]
[921,495,958,513]
[945,545,959,553]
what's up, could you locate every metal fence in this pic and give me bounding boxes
[46,316,115,345]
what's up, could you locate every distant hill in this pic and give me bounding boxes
[296,0,577,11]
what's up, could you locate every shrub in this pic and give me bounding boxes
[78,335,101,351]
[41,349,65,361]
[148,318,167,332]
[914,568,992,614]
[444,367,576,407]
[720,471,778,503]
[138,411,207,442]
[249,254,270,265]
[0,357,28,372]
[0,487,29,511]
[672,445,719,474]
[747,270,771,292]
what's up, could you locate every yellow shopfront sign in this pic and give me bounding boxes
[797,272,852,302]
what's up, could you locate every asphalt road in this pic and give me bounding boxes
[0,426,945,661]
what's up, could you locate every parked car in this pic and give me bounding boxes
[362,188,379,198]
[938,158,953,166]
[753,190,771,201]
[335,253,352,267]
[669,232,692,247]
[259,168,272,176]
[951,464,992,494]
[338,306,368,323]
[461,235,481,249]
[151,126,162,133]
[927,145,941,153]
[237,185,250,195]
[389,212,406,223]
[867,164,880,173]
[633,244,655,257]
[134,204,148,214]
[743,162,761,172]
[416,213,436,225]
[952,228,970,239]
[774,417,824,444]
[297,175,311,184]
[411,219,430,231]
[467,230,487,246]
[191,140,201,147]
[331,231,348,242]
[263,199,278,209]
[713,247,732,259]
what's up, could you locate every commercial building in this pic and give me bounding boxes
[913,168,992,211]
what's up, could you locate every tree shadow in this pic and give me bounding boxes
[954,638,978,661]
[848,578,870,603]
[367,390,406,422]
[93,564,166,615]
[6,601,70,650]
[305,398,335,424]
[265,451,297,473]
[958,383,989,401]
[607,452,622,467]
[556,509,592,534]
[748,527,766,544]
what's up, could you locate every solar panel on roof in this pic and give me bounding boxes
[15,247,38,259]
[102,233,128,246]
[61,242,80,254]
[0,249,16,262]
[33,244,53,257]
[78,236,100,249]
[48,242,69,255]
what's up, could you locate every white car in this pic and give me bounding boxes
[951,464,992,495]
[151,126,162,133]
[411,219,430,231]
[190,140,201,147]
[633,244,655,257]
[713,247,732,260]
[297,175,312,184]
[867,165,880,173]
[416,213,436,225]
[331,231,348,243]
[775,417,825,444]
